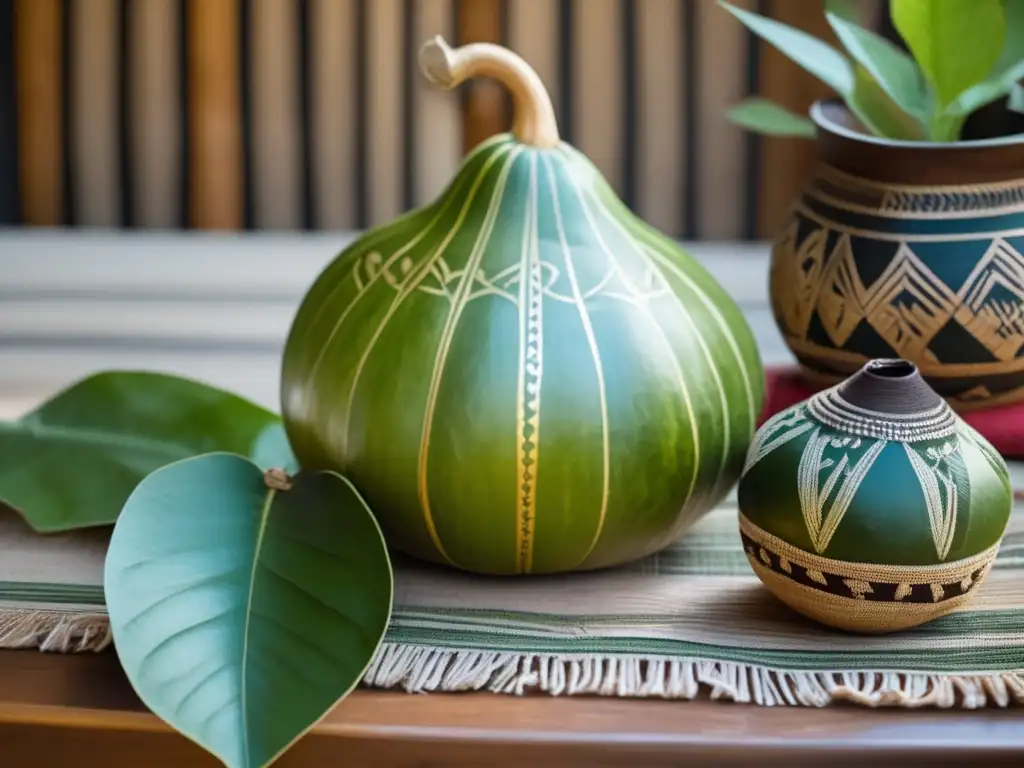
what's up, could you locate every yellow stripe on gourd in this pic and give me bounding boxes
[542,154,611,568]
[417,148,525,567]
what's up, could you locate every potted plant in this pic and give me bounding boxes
[721,0,1024,411]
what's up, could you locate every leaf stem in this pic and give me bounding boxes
[264,469,293,491]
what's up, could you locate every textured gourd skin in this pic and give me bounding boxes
[281,134,765,575]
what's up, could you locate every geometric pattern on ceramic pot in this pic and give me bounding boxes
[738,359,1013,632]
[770,164,1024,410]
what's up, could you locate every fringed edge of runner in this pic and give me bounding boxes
[361,643,1024,709]
[6,617,1024,710]
[0,610,112,653]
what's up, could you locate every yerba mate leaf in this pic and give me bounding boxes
[104,453,393,768]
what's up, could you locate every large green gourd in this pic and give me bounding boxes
[281,37,765,575]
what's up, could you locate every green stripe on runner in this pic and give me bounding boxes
[381,625,1024,673]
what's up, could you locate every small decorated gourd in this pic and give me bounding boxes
[738,358,1012,633]
[281,37,765,575]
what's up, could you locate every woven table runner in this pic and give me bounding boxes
[2,464,1023,710]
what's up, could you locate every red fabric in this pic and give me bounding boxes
[762,368,1024,459]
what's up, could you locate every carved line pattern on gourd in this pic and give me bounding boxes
[556,153,709,548]
[745,411,979,560]
[324,144,520,567]
[558,145,760,526]
[307,135,515,393]
[542,154,611,565]
[356,247,673,310]
[416,147,526,567]
[902,440,961,561]
[741,406,814,475]
[556,144,758,444]
[797,429,885,554]
[622,228,759,438]
[514,154,542,573]
[775,223,1024,365]
[958,423,1007,482]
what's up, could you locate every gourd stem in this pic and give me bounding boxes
[419,35,560,148]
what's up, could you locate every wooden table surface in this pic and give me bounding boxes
[0,649,1021,767]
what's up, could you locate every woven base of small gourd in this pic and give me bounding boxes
[739,514,1000,634]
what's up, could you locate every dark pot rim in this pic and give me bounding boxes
[810,99,1024,184]
[811,98,1024,150]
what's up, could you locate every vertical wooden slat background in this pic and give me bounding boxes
[457,0,506,154]
[71,0,121,227]
[188,0,243,229]
[14,0,63,225]
[5,0,888,238]
[0,0,17,224]
[129,0,180,229]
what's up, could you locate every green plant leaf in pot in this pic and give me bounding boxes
[104,453,393,768]
[890,0,1005,110]
[929,0,1024,135]
[718,1,855,96]
[0,371,280,532]
[824,3,930,128]
[849,63,929,141]
[725,97,817,137]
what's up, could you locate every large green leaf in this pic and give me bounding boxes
[825,6,929,123]
[105,453,392,768]
[726,97,816,137]
[719,1,854,96]
[891,0,1005,108]
[0,371,280,532]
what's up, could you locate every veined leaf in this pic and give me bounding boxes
[891,0,1005,108]
[0,371,280,531]
[825,8,929,122]
[726,97,816,138]
[105,453,393,768]
[719,1,855,95]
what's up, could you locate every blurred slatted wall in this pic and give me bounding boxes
[1,0,884,239]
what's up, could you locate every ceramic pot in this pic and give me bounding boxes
[738,358,1012,633]
[770,100,1024,411]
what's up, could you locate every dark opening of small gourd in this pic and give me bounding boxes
[865,359,917,379]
